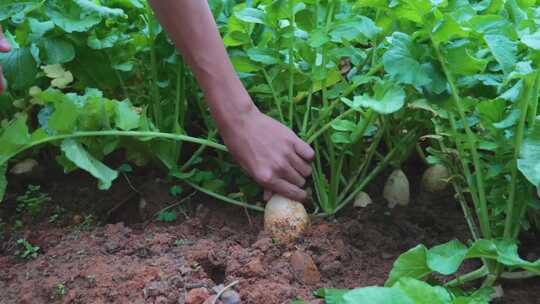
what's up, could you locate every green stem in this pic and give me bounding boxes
[288,0,295,128]
[301,86,314,136]
[501,270,539,280]
[433,39,491,239]
[185,181,264,212]
[331,133,414,215]
[0,130,227,167]
[503,72,538,238]
[433,122,481,241]
[307,108,356,143]
[445,266,489,287]
[261,69,285,122]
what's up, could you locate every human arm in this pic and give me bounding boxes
[148,0,314,201]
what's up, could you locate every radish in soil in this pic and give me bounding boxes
[264,194,309,242]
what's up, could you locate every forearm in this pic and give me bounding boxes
[148,0,256,129]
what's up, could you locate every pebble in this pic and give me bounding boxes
[143,281,168,298]
[186,287,211,304]
[9,159,38,175]
[221,290,241,304]
[290,251,321,285]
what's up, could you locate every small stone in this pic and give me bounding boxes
[104,241,120,254]
[143,281,168,298]
[290,251,321,285]
[72,215,83,225]
[353,192,373,208]
[221,290,241,304]
[155,296,169,304]
[246,258,264,275]
[10,159,38,175]
[186,287,211,304]
[490,285,504,300]
[381,252,393,260]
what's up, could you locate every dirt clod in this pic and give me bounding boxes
[290,250,321,285]
[186,287,211,304]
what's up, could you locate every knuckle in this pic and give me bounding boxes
[255,170,273,185]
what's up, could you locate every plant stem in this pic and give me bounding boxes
[185,181,264,212]
[445,266,489,287]
[0,130,227,167]
[433,39,491,239]
[307,108,356,143]
[501,270,538,280]
[503,72,538,238]
[288,0,295,128]
[261,69,285,122]
[301,86,314,136]
[433,122,481,241]
[331,132,414,215]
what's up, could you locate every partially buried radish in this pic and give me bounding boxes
[264,194,309,242]
[383,169,410,208]
[421,164,450,193]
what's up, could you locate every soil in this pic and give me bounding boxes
[1,161,539,304]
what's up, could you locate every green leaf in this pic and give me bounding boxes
[48,98,79,133]
[329,16,381,43]
[396,277,451,304]
[0,0,40,21]
[28,18,55,41]
[443,40,488,75]
[331,120,357,132]
[0,115,31,157]
[0,47,38,90]
[484,34,517,74]
[45,0,124,33]
[246,47,281,65]
[156,210,177,222]
[427,240,468,275]
[394,0,433,24]
[348,81,406,114]
[314,288,348,304]
[235,7,266,24]
[43,38,76,64]
[114,100,140,131]
[61,139,118,190]
[521,30,540,50]
[383,32,431,87]
[493,109,520,129]
[343,286,413,304]
[0,164,7,203]
[518,119,540,196]
[385,244,431,286]
[431,15,469,47]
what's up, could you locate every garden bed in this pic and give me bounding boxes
[1,162,539,304]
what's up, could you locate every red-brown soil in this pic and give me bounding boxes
[1,163,539,303]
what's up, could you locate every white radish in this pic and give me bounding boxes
[264,194,309,242]
[421,164,450,193]
[383,169,410,208]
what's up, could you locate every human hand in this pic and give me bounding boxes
[0,25,11,94]
[219,107,314,202]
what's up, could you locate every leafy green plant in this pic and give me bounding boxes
[14,238,40,259]
[156,210,177,222]
[16,184,51,217]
